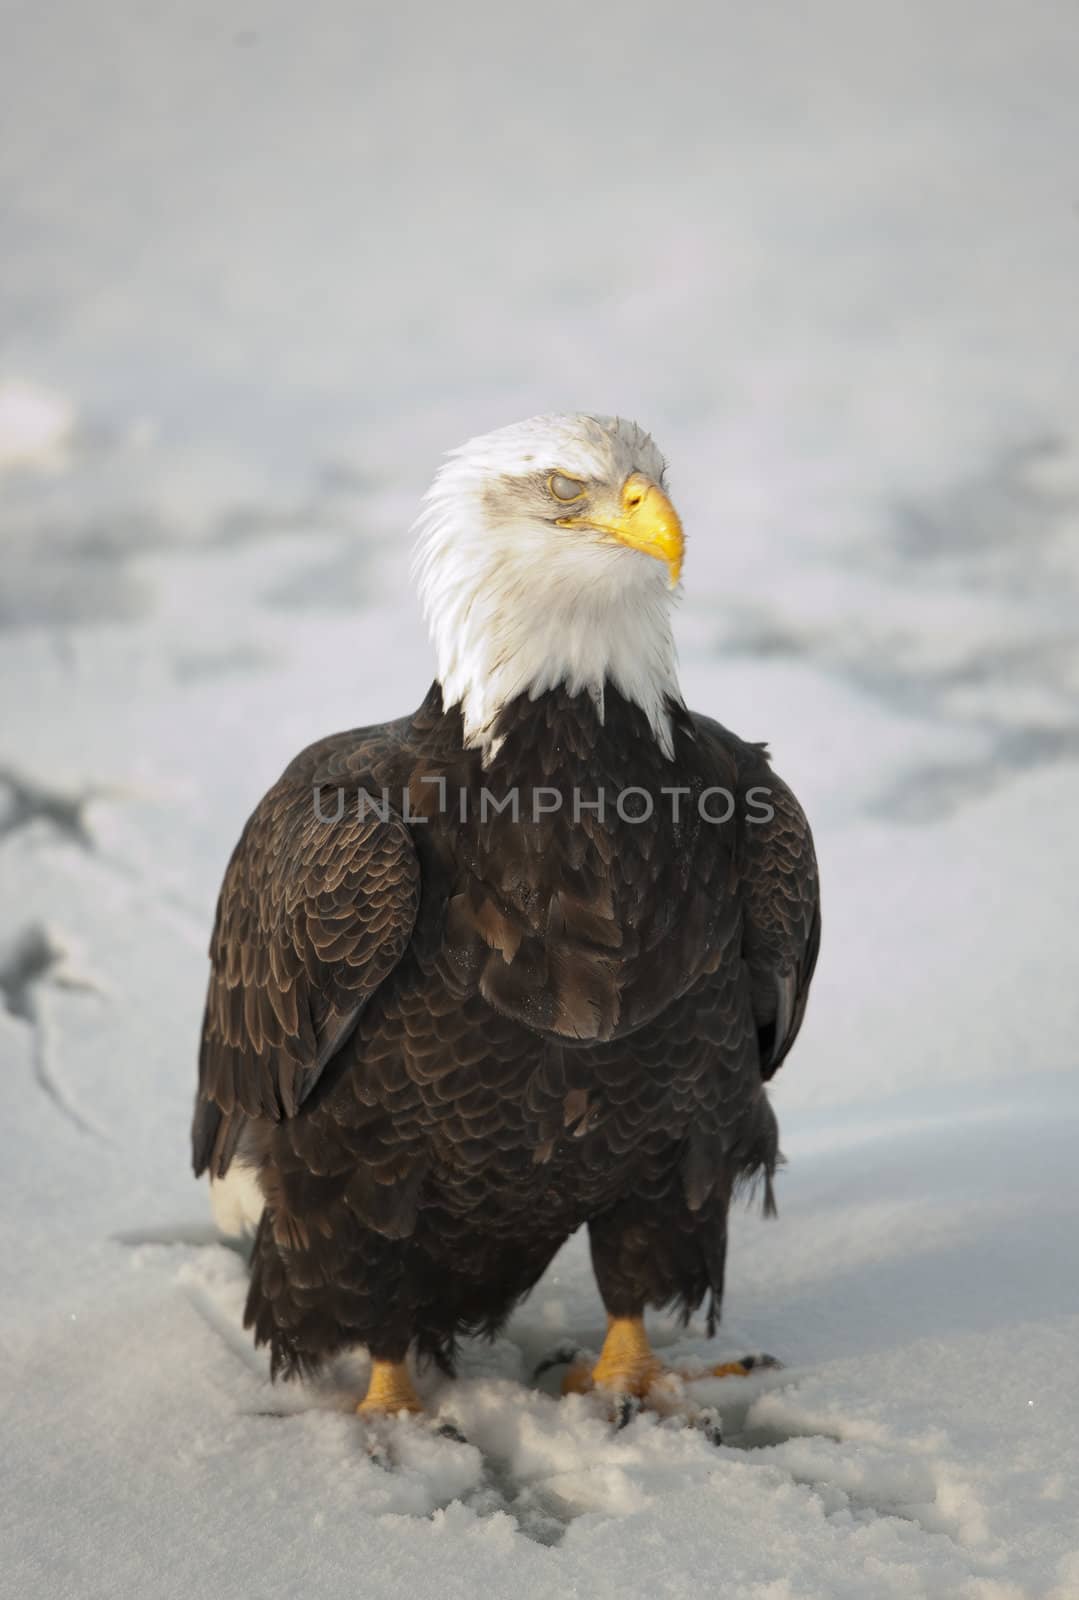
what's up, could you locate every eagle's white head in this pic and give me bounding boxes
[413,414,685,760]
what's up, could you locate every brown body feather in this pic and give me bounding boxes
[192,682,820,1376]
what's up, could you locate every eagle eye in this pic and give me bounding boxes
[548,472,586,503]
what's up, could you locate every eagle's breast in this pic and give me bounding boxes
[414,684,742,1046]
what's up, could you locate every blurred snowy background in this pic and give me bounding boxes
[2,4,1078,1597]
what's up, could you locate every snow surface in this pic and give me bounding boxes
[2,3,1078,1596]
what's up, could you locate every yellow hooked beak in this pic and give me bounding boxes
[558,472,684,588]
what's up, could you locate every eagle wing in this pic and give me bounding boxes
[738,763,820,1079]
[192,761,420,1179]
[692,713,820,1080]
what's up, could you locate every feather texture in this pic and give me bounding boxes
[192,682,819,1377]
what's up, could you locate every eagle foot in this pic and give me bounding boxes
[701,1352,783,1376]
[546,1320,782,1424]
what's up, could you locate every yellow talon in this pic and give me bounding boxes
[356,1358,424,1417]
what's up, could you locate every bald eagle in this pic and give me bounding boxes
[192,415,820,1421]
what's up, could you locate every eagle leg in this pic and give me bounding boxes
[356,1358,424,1417]
[561,1316,664,1399]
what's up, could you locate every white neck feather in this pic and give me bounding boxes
[413,475,682,763]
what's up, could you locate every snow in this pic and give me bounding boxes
[3,2,1079,1595]
[0,380,76,473]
